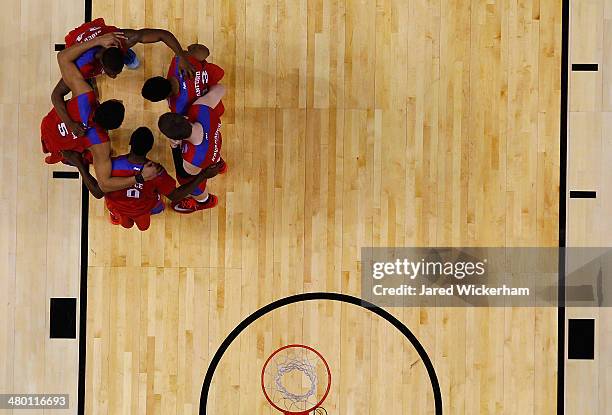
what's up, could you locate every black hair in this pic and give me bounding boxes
[158,112,192,140]
[101,47,124,74]
[129,127,154,156]
[142,77,172,102]
[94,100,125,130]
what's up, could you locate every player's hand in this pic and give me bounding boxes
[61,150,85,168]
[169,139,182,148]
[200,161,224,179]
[67,120,87,137]
[96,32,128,49]
[141,161,163,180]
[178,54,196,79]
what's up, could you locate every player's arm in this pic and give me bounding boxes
[171,146,191,177]
[89,142,161,193]
[51,79,87,137]
[57,33,126,96]
[192,84,225,108]
[122,28,195,77]
[165,161,223,202]
[61,150,104,198]
[171,146,203,181]
[186,43,209,62]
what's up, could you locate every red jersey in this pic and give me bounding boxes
[104,156,177,217]
[65,18,122,46]
[167,56,225,115]
[65,18,127,79]
[181,105,223,168]
[40,91,109,163]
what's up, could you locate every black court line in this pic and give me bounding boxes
[52,171,79,179]
[54,44,65,51]
[569,190,597,199]
[198,292,443,415]
[77,7,92,415]
[558,0,569,412]
[571,63,598,71]
[50,298,77,339]
[77,182,89,415]
[567,319,595,360]
[84,0,92,23]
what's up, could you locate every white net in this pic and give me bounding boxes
[275,357,318,402]
[262,346,330,414]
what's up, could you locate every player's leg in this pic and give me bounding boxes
[172,178,218,213]
[192,182,209,203]
[109,211,121,225]
[40,127,65,164]
[133,213,151,231]
[171,147,218,213]
[120,215,135,229]
[105,201,122,226]
[190,181,218,207]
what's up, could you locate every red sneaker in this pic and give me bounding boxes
[172,195,218,213]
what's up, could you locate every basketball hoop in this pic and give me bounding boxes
[261,344,331,415]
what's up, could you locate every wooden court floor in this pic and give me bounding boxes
[82,0,562,414]
[0,0,584,414]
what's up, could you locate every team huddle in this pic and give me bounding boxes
[40,18,227,231]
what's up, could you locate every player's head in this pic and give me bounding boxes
[129,127,154,157]
[187,43,210,60]
[158,112,192,140]
[94,99,125,130]
[142,77,173,102]
[101,47,124,78]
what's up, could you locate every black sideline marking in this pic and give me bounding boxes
[84,1,91,22]
[569,190,596,199]
[571,63,598,71]
[77,182,89,414]
[53,171,79,179]
[54,44,66,51]
[568,319,595,360]
[50,298,77,339]
[558,0,569,412]
[77,5,92,413]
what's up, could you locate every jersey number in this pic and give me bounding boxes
[126,189,141,199]
[57,123,77,139]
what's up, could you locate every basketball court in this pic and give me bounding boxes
[1,0,611,413]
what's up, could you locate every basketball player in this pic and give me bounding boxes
[53,18,195,136]
[157,84,226,213]
[42,32,160,192]
[63,127,224,230]
[141,43,225,116]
